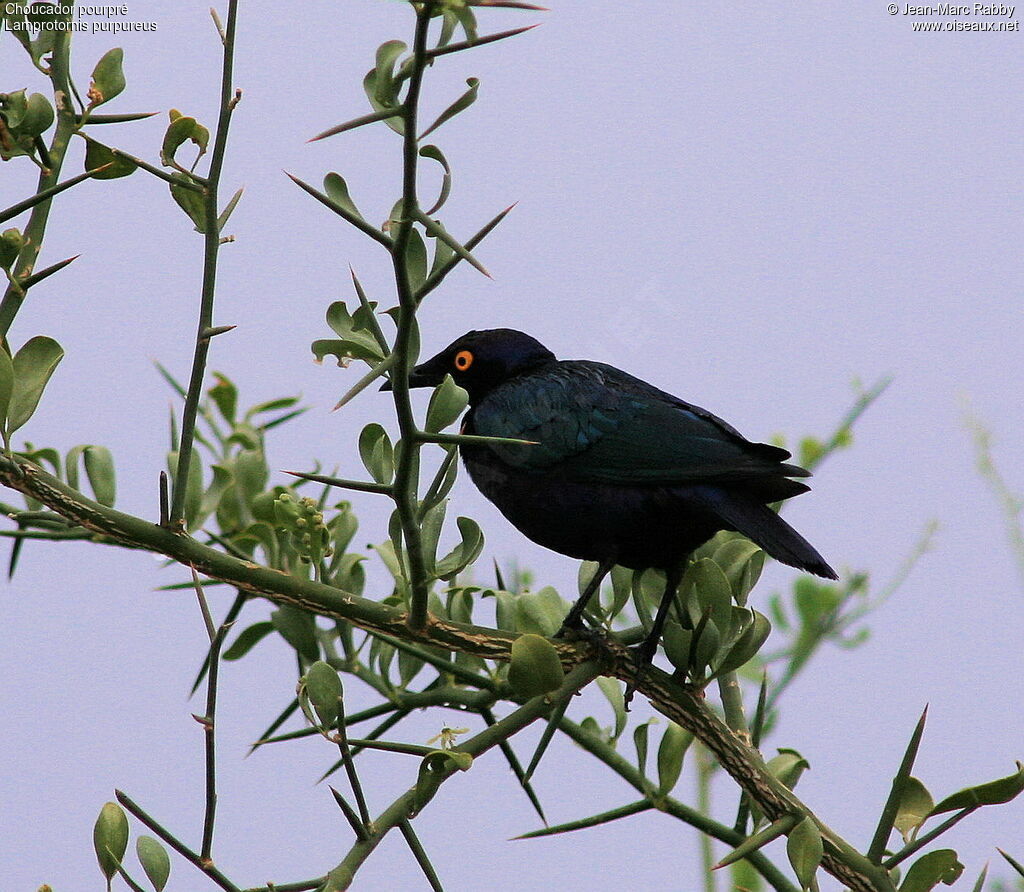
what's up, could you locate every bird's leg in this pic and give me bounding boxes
[556,554,617,638]
[625,559,687,707]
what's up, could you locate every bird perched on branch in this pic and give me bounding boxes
[404,328,837,677]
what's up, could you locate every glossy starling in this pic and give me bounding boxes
[403,328,837,673]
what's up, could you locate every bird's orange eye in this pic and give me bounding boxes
[454,349,473,371]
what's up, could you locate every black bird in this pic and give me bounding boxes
[404,328,837,673]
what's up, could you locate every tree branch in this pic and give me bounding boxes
[0,452,893,891]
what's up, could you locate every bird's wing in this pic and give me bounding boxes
[469,362,809,488]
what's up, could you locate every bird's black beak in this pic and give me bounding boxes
[379,351,448,391]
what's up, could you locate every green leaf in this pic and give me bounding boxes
[161,110,209,165]
[27,3,64,65]
[169,177,206,231]
[424,374,468,433]
[894,776,934,843]
[899,849,964,892]
[93,801,129,882]
[714,609,771,676]
[7,336,64,435]
[596,677,626,741]
[633,719,654,780]
[304,660,342,728]
[358,423,394,484]
[314,300,385,365]
[372,39,408,106]
[794,577,841,627]
[323,173,365,222]
[3,6,32,57]
[222,621,275,660]
[415,749,472,810]
[514,586,566,637]
[419,144,452,215]
[712,536,765,605]
[82,446,116,507]
[683,558,733,632]
[208,373,237,422]
[271,606,319,662]
[89,48,126,107]
[0,229,24,271]
[508,633,564,698]
[136,836,170,892]
[768,748,810,790]
[662,622,693,674]
[0,348,14,433]
[656,722,693,796]
[18,93,54,138]
[929,762,1024,815]
[419,77,480,140]
[435,516,484,580]
[786,817,823,890]
[405,226,428,291]
[84,139,137,179]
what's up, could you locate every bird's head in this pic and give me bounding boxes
[390,329,556,404]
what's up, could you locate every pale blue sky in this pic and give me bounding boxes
[3,2,1023,890]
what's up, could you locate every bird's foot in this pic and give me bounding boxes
[556,621,618,666]
[623,635,661,709]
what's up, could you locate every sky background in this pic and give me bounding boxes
[3,2,1023,890]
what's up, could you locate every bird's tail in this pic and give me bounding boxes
[695,489,838,580]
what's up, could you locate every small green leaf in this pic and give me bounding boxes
[419,144,452,215]
[425,374,468,433]
[0,348,14,432]
[434,516,484,580]
[93,801,129,883]
[662,622,693,674]
[84,139,137,179]
[712,537,765,605]
[304,660,342,728]
[894,776,934,843]
[82,445,116,507]
[768,748,810,790]
[89,48,126,107]
[358,423,394,485]
[419,77,480,140]
[222,621,275,660]
[323,173,365,222]
[208,373,237,422]
[513,586,566,637]
[656,722,693,796]
[7,336,64,435]
[596,677,626,741]
[633,719,654,779]
[169,177,206,231]
[405,226,428,291]
[271,606,319,662]
[136,836,170,892]
[161,111,208,164]
[372,39,408,106]
[508,633,564,699]
[899,849,964,892]
[683,558,733,632]
[930,762,1024,815]
[19,93,54,138]
[714,609,771,676]
[786,816,823,890]
[415,749,472,810]
[0,229,24,271]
